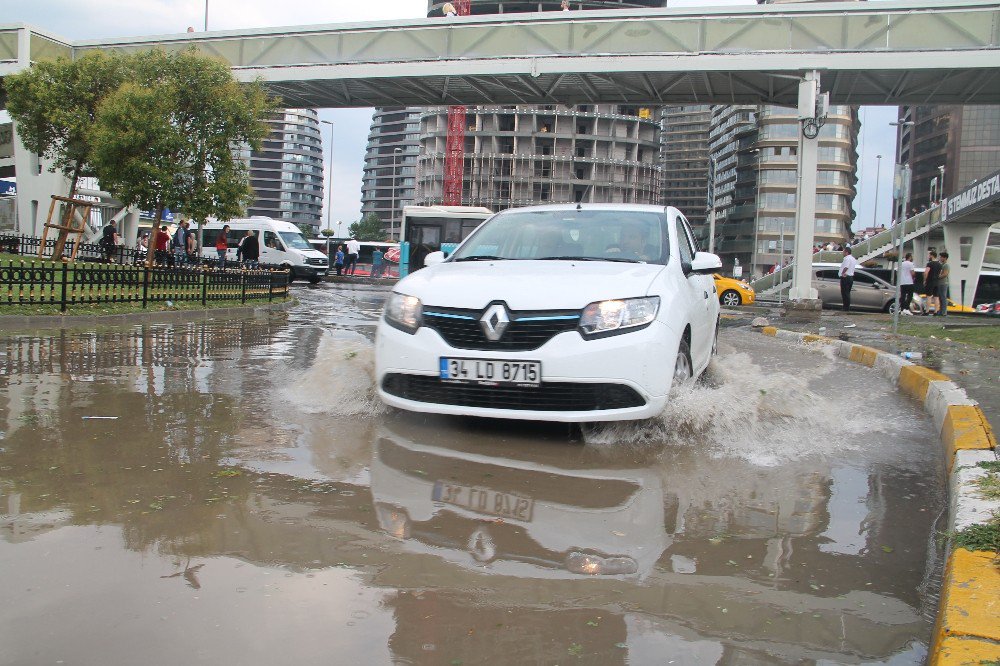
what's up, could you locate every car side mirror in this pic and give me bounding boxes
[424,251,446,266]
[685,251,723,276]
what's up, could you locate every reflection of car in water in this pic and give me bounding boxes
[370,423,671,579]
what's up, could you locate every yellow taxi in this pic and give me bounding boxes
[713,273,756,307]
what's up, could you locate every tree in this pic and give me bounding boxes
[349,213,385,241]
[319,228,335,237]
[5,51,134,197]
[89,48,275,265]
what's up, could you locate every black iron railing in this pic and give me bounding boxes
[0,258,290,312]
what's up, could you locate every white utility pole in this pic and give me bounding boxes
[788,71,824,302]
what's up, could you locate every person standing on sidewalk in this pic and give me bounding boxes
[839,246,858,312]
[172,220,189,267]
[345,236,361,276]
[900,252,916,315]
[937,251,951,316]
[923,250,941,315]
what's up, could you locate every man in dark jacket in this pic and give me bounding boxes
[240,230,260,268]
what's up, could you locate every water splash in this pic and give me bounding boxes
[584,346,861,466]
[280,330,387,418]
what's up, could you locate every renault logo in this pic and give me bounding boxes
[480,304,511,341]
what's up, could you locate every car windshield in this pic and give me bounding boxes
[449,209,669,265]
[278,231,313,251]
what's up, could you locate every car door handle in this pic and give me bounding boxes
[703,291,709,299]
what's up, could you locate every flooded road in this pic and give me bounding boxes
[0,284,946,665]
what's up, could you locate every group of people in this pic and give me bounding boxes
[332,237,361,276]
[839,246,950,314]
[212,225,262,269]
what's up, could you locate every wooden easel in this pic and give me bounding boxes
[39,195,93,261]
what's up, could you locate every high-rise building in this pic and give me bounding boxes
[247,108,324,233]
[897,105,1000,211]
[660,106,712,230]
[360,1,665,235]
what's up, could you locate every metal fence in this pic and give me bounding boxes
[0,258,290,312]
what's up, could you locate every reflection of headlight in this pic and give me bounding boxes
[580,297,659,337]
[374,503,410,539]
[565,551,638,575]
[385,292,423,334]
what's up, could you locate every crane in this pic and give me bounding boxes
[443,0,472,205]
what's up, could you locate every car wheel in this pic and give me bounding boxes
[673,338,693,385]
[308,276,322,285]
[711,318,719,356]
[720,290,742,307]
[885,300,897,314]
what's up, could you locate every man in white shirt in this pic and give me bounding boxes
[345,237,361,276]
[899,252,916,315]
[839,246,858,312]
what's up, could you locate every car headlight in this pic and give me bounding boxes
[579,296,659,337]
[385,292,423,334]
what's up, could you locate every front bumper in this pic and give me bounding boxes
[375,318,681,422]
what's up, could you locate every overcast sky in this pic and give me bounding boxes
[8,0,898,232]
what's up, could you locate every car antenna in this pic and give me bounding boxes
[576,184,593,211]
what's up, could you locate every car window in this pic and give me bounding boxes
[853,272,877,285]
[263,231,283,250]
[816,269,839,280]
[679,215,698,254]
[674,218,694,264]
[449,209,669,264]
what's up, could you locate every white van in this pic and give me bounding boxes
[200,217,329,283]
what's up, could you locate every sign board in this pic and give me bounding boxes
[941,169,1000,222]
[732,265,743,278]
[0,180,15,196]
[0,123,13,160]
[141,208,174,222]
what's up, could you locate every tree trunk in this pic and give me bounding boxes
[51,165,82,261]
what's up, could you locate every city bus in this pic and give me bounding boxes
[399,205,494,275]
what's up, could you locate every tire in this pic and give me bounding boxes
[720,289,742,307]
[885,300,897,314]
[711,318,720,356]
[673,338,693,386]
[308,276,322,285]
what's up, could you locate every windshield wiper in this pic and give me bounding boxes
[453,255,507,262]
[537,256,601,261]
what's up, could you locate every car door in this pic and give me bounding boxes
[261,230,283,265]
[851,271,883,310]
[814,269,841,308]
[675,215,713,366]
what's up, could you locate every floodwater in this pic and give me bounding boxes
[0,284,947,665]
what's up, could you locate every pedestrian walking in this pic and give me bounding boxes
[839,246,858,312]
[345,237,361,276]
[900,252,916,315]
[334,245,345,276]
[240,230,260,268]
[937,251,950,316]
[922,250,941,315]
[100,220,119,263]
[215,225,230,268]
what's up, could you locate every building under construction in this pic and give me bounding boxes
[361,0,665,233]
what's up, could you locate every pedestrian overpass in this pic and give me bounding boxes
[1,0,998,300]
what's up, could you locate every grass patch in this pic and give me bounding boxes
[950,516,1000,553]
[978,460,1000,473]
[894,322,1000,349]
[974,472,1000,501]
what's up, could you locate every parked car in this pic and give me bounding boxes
[375,204,722,422]
[713,273,755,307]
[200,217,328,283]
[811,263,900,313]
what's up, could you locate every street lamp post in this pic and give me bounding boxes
[890,119,914,335]
[872,154,882,228]
[390,147,403,241]
[320,119,334,253]
[204,0,209,31]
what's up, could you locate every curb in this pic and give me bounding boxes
[0,298,296,331]
[760,326,999,664]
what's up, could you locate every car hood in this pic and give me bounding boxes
[399,260,666,310]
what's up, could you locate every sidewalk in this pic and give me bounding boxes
[723,306,1000,423]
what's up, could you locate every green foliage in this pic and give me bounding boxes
[297,224,315,238]
[349,213,385,241]
[950,515,1000,553]
[319,228,335,237]
[5,51,136,189]
[90,48,276,224]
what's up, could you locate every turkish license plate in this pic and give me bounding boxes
[440,357,541,386]
[432,481,534,522]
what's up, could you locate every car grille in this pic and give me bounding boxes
[306,257,328,267]
[422,306,580,351]
[382,374,645,411]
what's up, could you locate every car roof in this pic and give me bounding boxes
[495,203,676,215]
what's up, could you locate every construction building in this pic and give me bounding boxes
[360,1,665,236]
[247,108,324,233]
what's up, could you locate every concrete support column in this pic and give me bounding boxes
[942,221,992,307]
[12,121,70,237]
[122,209,141,248]
[788,72,820,301]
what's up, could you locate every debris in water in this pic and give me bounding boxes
[82,416,119,420]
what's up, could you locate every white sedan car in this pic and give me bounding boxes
[375,204,721,422]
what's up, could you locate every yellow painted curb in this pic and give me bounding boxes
[801,334,830,344]
[899,365,951,401]
[943,406,998,462]
[934,636,1000,664]
[934,549,1000,647]
[848,344,880,367]
[761,326,778,337]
